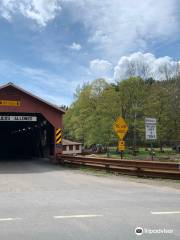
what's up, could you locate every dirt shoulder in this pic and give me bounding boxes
[75,166,180,190]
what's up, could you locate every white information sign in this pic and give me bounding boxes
[145,118,157,140]
[0,116,37,121]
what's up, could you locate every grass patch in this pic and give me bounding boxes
[95,147,180,161]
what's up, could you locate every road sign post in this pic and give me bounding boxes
[145,118,157,160]
[113,117,128,159]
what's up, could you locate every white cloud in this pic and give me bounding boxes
[0,0,178,58]
[90,59,112,76]
[114,52,179,81]
[0,0,61,26]
[69,42,82,51]
[65,0,179,59]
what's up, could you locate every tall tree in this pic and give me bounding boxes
[117,77,147,151]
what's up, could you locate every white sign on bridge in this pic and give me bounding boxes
[145,118,157,140]
[0,116,37,121]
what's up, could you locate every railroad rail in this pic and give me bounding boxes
[57,154,180,180]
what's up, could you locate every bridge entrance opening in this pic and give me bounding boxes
[0,113,54,159]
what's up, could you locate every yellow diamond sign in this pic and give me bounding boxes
[113,117,128,140]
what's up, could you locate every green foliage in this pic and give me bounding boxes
[64,76,180,148]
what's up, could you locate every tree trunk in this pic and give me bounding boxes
[133,111,137,155]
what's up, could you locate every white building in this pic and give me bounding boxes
[62,139,82,155]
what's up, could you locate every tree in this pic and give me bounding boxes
[116,77,147,152]
[64,75,180,152]
[144,81,171,150]
[64,79,112,147]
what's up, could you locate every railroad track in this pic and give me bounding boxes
[57,154,180,180]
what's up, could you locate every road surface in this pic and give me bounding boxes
[0,158,179,240]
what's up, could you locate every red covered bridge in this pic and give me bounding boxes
[0,82,65,160]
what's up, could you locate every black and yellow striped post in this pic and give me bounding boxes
[56,128,62,145]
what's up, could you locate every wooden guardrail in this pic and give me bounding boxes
[57,154,180,180]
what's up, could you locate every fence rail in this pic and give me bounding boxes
[57,154,180,180]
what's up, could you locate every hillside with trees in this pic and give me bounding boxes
[64,74,180,150]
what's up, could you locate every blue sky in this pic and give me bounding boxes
[0,0,179,105]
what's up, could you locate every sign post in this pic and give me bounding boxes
[145,118,157,160]
[113,117,128,159]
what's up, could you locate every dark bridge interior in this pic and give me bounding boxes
[0,113,54,159]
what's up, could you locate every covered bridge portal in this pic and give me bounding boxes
[0,83,64,160]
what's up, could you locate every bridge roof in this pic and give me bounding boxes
[0,82,65,114]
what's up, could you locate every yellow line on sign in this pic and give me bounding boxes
[56,129,61,135]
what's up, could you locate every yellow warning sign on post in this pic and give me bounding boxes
[56,128,62,144]
[113,117,128,140]
[0,100,20,107]
[113,117,128,158]
[118,140,125,151]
